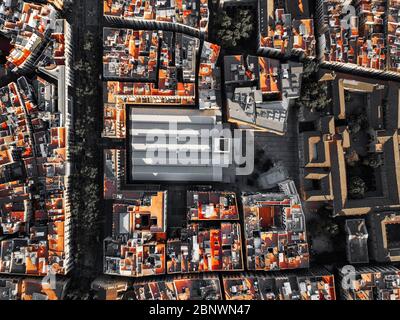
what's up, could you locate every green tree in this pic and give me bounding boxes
[363,153,384,169]
[214,10,254,48]
[348,176,367,199]
[348,113,369,134]
[301,59,319,80]
[297,81,331,112]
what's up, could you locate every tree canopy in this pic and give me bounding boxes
[214,10,254,48]
[297,80,332,112]
[363,153,384,169]
[348,176,367,199]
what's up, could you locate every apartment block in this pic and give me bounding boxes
[243,180,309,271]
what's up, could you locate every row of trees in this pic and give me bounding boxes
[67,30,102,299]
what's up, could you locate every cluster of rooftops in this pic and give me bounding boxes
[257,0,400,76]
[0,275,68,300]
[0,73,72,275]
[0,0,66,72]
[1,0,400,301]
[338,265,400,300]
[243,188,309,271]
[224,54,303,135]
[317,0,400,75]
[92,275,222,300]
[103,28,199,106]
[102,147,310,277]
[103,42,303,152]
[91,268,337,300]
[103,0,209,34]
[102,27,222,112]
[0,0,73,296]
[258,0,316,56]
[92,265,400,300]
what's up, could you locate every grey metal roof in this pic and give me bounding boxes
[129,108,234,182]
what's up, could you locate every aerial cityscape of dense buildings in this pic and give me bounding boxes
[243,181,309,271]
[103,0,210,35]
[0,1,73,281]
[316,0,400,76]
[2,0,400,306]
[223,268,336,300]
[224,55,303,134]
[338,265,400,300]
[258,0,316,57]
[0,276,69,300]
